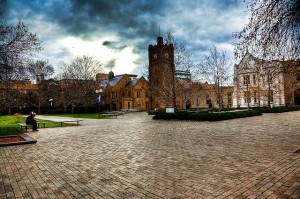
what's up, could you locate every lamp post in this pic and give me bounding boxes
[49,99,53,107]
[95,89,103,117]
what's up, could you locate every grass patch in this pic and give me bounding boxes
[0,115,76,136]
[45,113,103,119]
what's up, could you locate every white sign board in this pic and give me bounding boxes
[166,107,175,113]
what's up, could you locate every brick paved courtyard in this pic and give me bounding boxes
[0,111,299,199]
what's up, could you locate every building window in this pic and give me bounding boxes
[137,90,141,98]
[270,90,274,102]
[112,92,117,99]
[227,93,232,104]
[297,74,300,82]
[128,102,130,109]
[253,74,256,85]
[254,91,257,103]
[244,91,251,103]
[128,91,131,97]
[243,75,250,85]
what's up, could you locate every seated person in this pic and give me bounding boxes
[25,112,38,131]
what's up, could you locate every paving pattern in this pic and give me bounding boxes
[0,111,299,199]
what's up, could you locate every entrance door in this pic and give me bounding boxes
[294,89,300,105]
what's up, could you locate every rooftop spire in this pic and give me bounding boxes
[158,25,161,37]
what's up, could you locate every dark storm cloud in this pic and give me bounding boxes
[105,59,116,69]
[102,41,127,51]
[42,0,168,40]
[5,0,248,75]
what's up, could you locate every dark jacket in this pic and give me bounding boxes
[26,115,36,124]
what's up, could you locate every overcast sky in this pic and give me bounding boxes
[4,0,249,76]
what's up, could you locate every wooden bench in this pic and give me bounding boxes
[101,114,118,119]
[37,122,49,128]
[18,122,49,132]
[18,123,33,132]
[56,120,83,127]
[18,120,83,131]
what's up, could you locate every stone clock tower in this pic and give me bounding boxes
[148,36,175,109]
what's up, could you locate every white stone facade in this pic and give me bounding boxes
[233,52,286,108]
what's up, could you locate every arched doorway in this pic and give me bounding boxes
[294,89,300,105]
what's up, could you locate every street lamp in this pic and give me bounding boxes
[95,89,103,117]
[49,99,53,107]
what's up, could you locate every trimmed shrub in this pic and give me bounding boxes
[256,106,300,113]
[153,109,262,121]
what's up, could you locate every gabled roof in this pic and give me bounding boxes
[125,78,139,88]
[237,51,258,69]
[108,76,123,86]
[99,79,108,88]
[125,76,148,88]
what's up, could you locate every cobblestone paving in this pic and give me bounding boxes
[0,111,299,199]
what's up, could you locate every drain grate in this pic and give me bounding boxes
[293,148,300,153]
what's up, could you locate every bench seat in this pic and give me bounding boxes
[101,114,118,119]
[18,120,83,131]
[18,123,32,132]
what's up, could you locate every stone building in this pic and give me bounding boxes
[99,73,150,111]
[148,36,176,109]
[176,81,233,110]
[148,36,233,110]
[282,60,300,106]
[233,52,300,108]
[98,36,234,111]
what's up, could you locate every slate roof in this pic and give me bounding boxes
[99,79,108,88]
[108,76,123,86]
[125,78,139,88]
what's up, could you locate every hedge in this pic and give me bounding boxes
[153,109,262,121]
[253,106,300,113]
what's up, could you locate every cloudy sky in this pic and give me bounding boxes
[4,0,249,76]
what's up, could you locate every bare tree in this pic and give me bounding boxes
[0,20,42,82]
[0,63,27,114]
[199,46,231,111]
[28,59,54,82]
[0,16,41,114]
[164,32,195,72]
[56,55,102,113]
[258,61,284,107]
[234,0,300,60]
